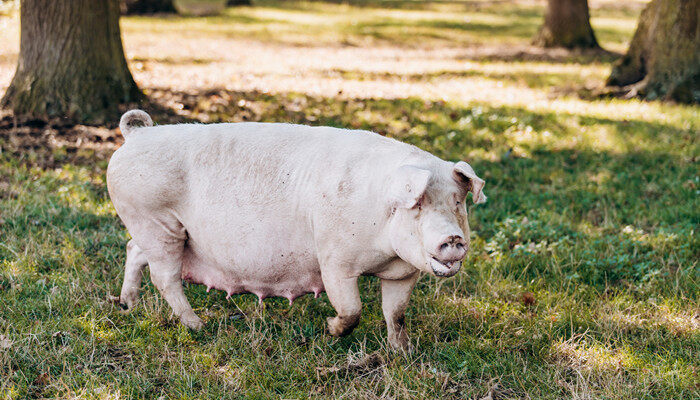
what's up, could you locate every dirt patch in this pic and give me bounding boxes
[0,99,193,168]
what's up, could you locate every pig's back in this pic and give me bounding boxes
[111,121,408,210]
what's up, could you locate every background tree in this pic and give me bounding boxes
[606,0,699,103]
[121,0,250,14]
[1,0,142,124]
[121,0,175,14]
[533,0,599,48]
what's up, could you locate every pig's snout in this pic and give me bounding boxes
[428,234,467,278]
[434,235,467,262]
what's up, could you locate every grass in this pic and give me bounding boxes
[119,0,641,51]
[1,1,699,399]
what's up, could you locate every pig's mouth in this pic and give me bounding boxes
[429,257,462,277]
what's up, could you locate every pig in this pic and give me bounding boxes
[107,109,486,350]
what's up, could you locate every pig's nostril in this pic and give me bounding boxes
[440,243,449,251]
[456,243,464,249]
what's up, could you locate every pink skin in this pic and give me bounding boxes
[182,249,325,305]
[110,111,486,349]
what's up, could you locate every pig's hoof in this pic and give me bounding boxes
[388,334,410,352]
[181,314,204,330]
[118,296,138,313]
[327,317,343,336]
[327,315,359,337]
[118,291,139,312]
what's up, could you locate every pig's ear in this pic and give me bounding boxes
[453,161,487,204]
[388,165,431,209]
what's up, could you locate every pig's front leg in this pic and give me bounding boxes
[322,268,362,337]
[381,271,419,350]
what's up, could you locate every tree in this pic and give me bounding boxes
[1,0,142,124]
[533,0,599,48]
[606,0,699,103]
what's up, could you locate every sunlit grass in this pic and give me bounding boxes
[117,0,639,49]
[2,86,697,397]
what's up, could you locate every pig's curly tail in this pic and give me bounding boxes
[119,109,153,139]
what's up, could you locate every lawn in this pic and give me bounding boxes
[0,1,698,399]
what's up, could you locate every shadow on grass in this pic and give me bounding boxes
[347,17,538,42]
[451,46,621,64]
[325,67,606,90]
[129,11,281,26]
[130,56,219,65]
[0,95,195,169]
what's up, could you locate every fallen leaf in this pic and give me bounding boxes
[479,379,499,400]
[521,292,536,306]
[315,366,340,378]
[347,351,384,372]
[0,334,12,349]
[34,372,50,386]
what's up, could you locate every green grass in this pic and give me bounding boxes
[1,92,697,399]
[1,1,699,399]
[121,0,642,51]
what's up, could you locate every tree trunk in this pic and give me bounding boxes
[606,0,699,103]
[533,0,599,48]
[1,0,142,124]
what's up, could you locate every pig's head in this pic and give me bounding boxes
[386,161,486,277]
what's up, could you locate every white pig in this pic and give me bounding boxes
[107,110,486,349]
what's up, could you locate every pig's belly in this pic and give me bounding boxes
[179,226,324,304]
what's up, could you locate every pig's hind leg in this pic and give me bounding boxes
[146,241,204,330]
[118,239,148,311]
[127,216,204,330]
